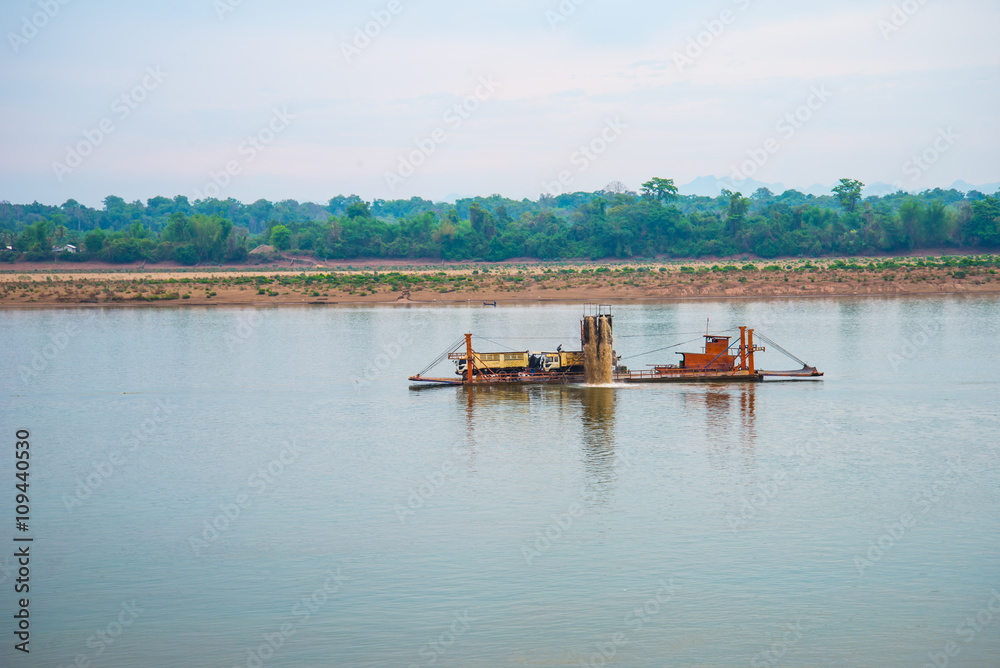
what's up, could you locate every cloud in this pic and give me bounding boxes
[0,0,997,206]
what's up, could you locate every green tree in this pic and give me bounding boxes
[271,224,291,250]
[174,244,199,265]
[163,213,193,243]
[83,228,106,253]
[53,223,68,247]
[468,202,497,242]
[18,220,51,252]
[128,220,151,239]
[188,215,232,261]
[966,196,1000,247]
[832,179,864,214]
[726,191,750,237]
[346,201,372,219]
[640,177,679,204]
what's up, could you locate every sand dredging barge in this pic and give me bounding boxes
[408,307,823,386]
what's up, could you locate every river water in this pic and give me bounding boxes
[2,296,999,667]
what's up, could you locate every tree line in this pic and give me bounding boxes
[1,179,998,265]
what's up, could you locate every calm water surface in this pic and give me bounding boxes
[1,297,999,667]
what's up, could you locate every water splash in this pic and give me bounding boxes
[582,315,614,385]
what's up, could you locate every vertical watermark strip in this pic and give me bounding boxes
[13,429,33,654]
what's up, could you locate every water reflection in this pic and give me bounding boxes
[579,386,617,504]
[458,384,619,503]
[681,383,757,468]
[456,381,758,492]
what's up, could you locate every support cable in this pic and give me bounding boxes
[754,332,808,367]
[416,336,466,377]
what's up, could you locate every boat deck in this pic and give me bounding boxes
[409,368,821,386]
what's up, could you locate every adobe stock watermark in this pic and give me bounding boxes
[394,458,459,523]
[17,307,111,383]
[920,589,1000,668]
[410,611,475,668]
[17,319,82,383]
[728,85,833,185]
[727,419,838,531]
[189,438,304,556]
[888,318,940,371]
[891,127,959,191]
[224,310,265,353]
[521,502,584,565]
[854,456,969,576]
[355,331,412,389]
[7,0,72,54]
[384,76,500,192]
[214,0,246,21]
[672,0,753,72]
[63,398,178,511]
[193,107,295,200]
[522,450,635,562]
[52,66,168,182]
[877,0,930,41]
[542,117,628,197]
[354,314,429,389]
[56,600,144,668]
[749,617,809,668]
[545,0,587,30]
[576,579,679,668]
[230,568,348,668]
[341,0,403,63]
[726,469,788,531]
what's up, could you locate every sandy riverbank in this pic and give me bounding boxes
[2,258,997,307]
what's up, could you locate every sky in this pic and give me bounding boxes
[1,0,998,208]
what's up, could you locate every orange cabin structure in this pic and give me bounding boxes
[679,335,737,370]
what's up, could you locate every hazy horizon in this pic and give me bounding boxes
[2,1,997,209]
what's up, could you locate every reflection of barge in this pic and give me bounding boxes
[408,309,822,386]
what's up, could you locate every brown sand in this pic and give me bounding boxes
[2,259,998,308]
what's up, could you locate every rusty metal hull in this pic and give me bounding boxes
[757,367,824,377]
[409,371,586,386]
[616,371,763,383]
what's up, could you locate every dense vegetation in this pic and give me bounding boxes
[1,179,998,265]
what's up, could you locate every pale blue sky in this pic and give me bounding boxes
[1,0,997,207]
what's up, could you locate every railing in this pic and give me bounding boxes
[618,366,744,380]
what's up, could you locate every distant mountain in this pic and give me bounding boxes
[680,177,1000,200]
[803,183,830,197]
[679,176,785,198]
[863,182,900,197]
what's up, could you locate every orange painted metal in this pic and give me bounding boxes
[739,327,748,371]
[680,335,736,371]
[465,333,474,385]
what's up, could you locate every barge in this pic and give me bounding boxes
[408,308,822,386]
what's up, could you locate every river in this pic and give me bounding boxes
[1,296,998,667]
